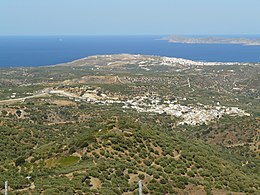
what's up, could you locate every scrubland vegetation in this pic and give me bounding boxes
[0,54,259,194]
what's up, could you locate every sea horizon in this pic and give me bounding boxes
[1,35,260,67]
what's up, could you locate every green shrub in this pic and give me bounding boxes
[160,178,168,184]
[144,159,152,166]
[15,156,25,166]
[138,174,145,180]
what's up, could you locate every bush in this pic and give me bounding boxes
[153,172,160,179]
[15,156,25,166]
[187,170,195,177]
[143,159,152,166]
[115,169,123,176]
[160,178,168,184]
[69,147,76,154]
[164,166,172,174]
[138,174,145,180]
[89,170,99,177]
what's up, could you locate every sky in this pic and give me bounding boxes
[0,0,260,36]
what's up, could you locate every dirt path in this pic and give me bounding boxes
[0,93,48,105]
[14,182,35,193]
[0,89,80,105]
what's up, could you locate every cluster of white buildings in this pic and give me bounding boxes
[161,57,241,66]
[120,96,249,125]
[50,88,249,126]
[74,54,248,71]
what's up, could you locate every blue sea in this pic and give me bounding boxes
[0,35,260,67]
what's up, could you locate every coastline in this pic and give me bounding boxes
[1,36,260,67]
[162,36,260,46]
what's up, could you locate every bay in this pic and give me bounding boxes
[0,35,260,67]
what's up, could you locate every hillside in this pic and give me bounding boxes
[0,54,259,194]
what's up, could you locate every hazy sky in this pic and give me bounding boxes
[1,0,260,35]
